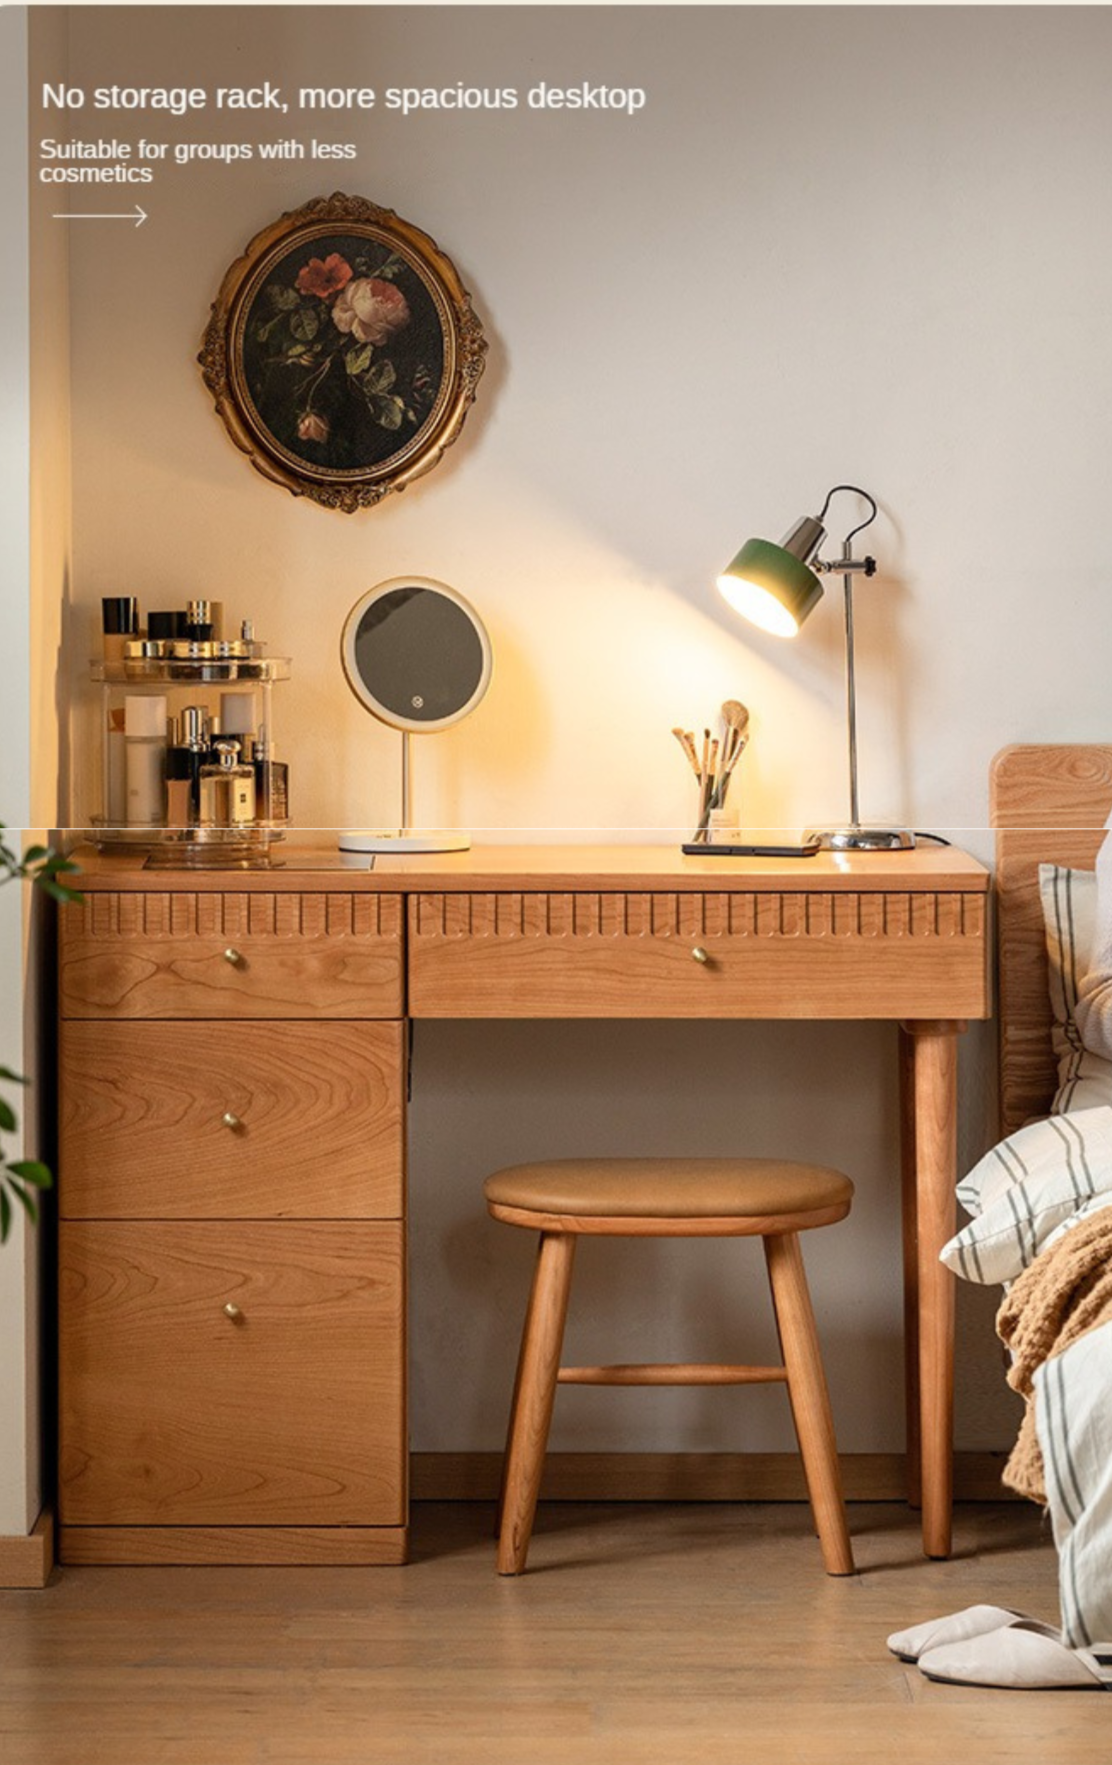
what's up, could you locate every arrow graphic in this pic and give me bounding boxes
[53,205,148,229]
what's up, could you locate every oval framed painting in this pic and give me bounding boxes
[199,193,487,512]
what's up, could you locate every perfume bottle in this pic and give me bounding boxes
[164,706,209,827]
[253,724,289,825]
[199,740,256,827]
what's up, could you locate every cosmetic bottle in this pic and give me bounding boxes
[124,694,168,826]
[185,599,215,643]
[106,706,127,825]
[220,692,257,744]
[164,706,208,828]
[102,596,139,665]
[147,610,186,645]
[253,724,289,824]
[199,740,256,827]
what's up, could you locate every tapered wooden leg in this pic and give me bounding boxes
[903,1021,961,1559]
[764,1233,854,1576]
[496,1231,577,1575]
[898,1025,922,1508]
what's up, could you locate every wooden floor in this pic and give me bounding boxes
[0,1501,1106,1764]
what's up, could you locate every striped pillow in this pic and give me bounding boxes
[1038,865,1112,1114]
[941,1106,1112,1284]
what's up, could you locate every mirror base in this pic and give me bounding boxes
[337,829,471,854]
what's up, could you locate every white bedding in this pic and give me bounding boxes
[1035,1317,1112,1649]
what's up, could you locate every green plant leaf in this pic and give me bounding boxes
[267,283,299,312]
[0,1188,10,1244]
[0,1067,28,1087]
[364,359,396,394]
[21,845,48,864]
[5,1180,39,1226]
[345,342,373,377]
[8,1161,52,1189]
[0,1099,17,1133]
[289,308,319,343]
[38,878,83,904]
[368,392,405,431]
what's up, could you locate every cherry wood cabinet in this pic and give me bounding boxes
[58,887,407,1566]
[57,845,991,1563]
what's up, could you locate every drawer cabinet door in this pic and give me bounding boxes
[59,1221,405,1527]
[60,891,403,1019]
[408,889,989,1019]
[60,1021,404,1219]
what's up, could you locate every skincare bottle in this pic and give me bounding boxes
[185,599,215,642]
[220,692,257,744]
[164,706,207,828]
[102,596,139,666]
[147,610,186,646]
[124,694,168,826]
[253,724,289,824]
[199,740,256,827]
[173,705,209,821]
[106,706,127,825]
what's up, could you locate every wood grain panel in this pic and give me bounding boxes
[59,1221,405,1527]
[59,1021,404,1219]
[60,892,403,1019]
[991,744,1112,1135]
[408,891,989,1020]
[57,1523,407,1567]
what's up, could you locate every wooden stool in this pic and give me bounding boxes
[484,1156,855,1577]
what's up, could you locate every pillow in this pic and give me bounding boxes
[941,1105,1112,1284]
[1037,864,1112,1113]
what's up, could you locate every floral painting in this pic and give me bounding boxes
[200,195,487,512]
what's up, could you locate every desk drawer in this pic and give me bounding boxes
[60,1020,404,1219]
[60,891,403,1019]
[59,1220,405,1527]
[408,889,989,1019]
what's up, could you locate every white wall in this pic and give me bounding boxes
[0,3,39,1539]
[40,2,1112,1455]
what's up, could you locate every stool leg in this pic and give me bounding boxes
[497,1231,577,1575]
[763,1232,855,1576]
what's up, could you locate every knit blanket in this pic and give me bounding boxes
[995,1202,1112,1502]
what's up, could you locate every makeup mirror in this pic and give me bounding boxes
[339,576,493,853]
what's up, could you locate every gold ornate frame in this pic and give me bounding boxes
[199,193,486,513]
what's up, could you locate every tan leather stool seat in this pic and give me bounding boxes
[484,1157,853,1223]
[485,1153,856,1580]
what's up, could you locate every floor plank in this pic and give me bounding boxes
[0,1502,1104,1764]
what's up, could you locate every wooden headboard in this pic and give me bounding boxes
[991,744,1112,1137]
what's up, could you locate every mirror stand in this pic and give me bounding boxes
[338,731,470,854]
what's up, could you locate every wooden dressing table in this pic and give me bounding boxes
[56,843,989,1566]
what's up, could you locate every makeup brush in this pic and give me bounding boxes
[672,727,702,778]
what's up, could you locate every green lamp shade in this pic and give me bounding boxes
[716,538,824,637]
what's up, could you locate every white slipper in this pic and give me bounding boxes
[886,1605,1045,1663]
[919,1623,1112,1690]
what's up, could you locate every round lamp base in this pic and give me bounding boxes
[337,829,471,854]
[806,825,917,852]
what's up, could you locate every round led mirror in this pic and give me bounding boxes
[339,576,492,853]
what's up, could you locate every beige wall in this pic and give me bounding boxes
[36,3,1112,1455]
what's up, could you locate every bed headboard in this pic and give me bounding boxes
[991,743,1112,1137]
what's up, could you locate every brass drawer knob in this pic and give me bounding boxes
[221,1111,242,1131]
[691,945,710,964]
[223,1302,244,1322]
[223,946,243,967]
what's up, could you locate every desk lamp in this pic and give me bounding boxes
[717,483,914,851]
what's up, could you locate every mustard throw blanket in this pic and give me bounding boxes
[995,1204,1112,1502]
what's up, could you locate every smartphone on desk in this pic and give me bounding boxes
[682,833,822,858]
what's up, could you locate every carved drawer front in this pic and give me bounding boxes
[408,890,989,1020]
[60,891,404,1020]
[60,1021,404,1220]
[59,1221,405,1528]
